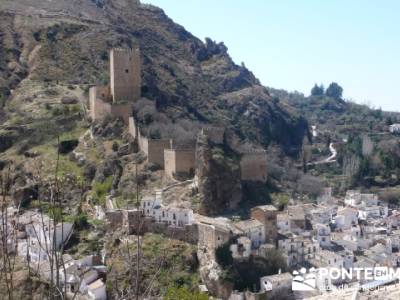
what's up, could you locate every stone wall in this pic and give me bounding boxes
[89,86,112,121]
[89,90,131,124]
[128,117,138,139]
[110,103,132,124]
[198,223,232,251]
[120,212,198,244]
[250,207,278,242]
[110,48,141,103]
[201,126,225,144]
[138,132,172,167]
[164,148,196,178]
[105,210,123,230]
[240,150,268,182]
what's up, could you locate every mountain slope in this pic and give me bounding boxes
[0,0,308,155]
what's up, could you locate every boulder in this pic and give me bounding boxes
[117,143,130,156]
[84,163,97,182]
[61,96,78,104]
[24,151,40,158]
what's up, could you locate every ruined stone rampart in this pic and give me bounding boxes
[105,210,124,230]
[164,148,196,178]
[89,86,111,121]
[110,103,132,124]
[138,131,172,167]
[144,220,198,244]
[240,150,268,182]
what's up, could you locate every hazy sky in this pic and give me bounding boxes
[142,0,400,112]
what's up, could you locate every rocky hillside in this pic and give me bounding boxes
[0,0,308,156]
[270,87,400,194]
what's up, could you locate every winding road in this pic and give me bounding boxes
[307,143,337,166]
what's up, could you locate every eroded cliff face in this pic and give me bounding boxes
[196,133,242,215]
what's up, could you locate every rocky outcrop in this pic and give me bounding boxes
[92,118,125,138]
[197,247,233,299]
[196,133,241,215]
[60,96,78,104]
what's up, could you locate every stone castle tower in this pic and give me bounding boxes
[110,48,141,103]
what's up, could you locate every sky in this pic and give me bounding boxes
[142,0,400,112]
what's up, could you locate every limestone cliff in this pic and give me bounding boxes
[196,132,242,215]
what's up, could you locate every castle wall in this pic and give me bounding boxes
[128,117,138,139]
[147,139,172,167]
[138,132,171,167]
[110,48,141,103]
[105,210,123,230]
[110,103,132,124]
[89,86,112,121]
[164,149,176,178]
[124,214,198,244]
[198,224,232,251]
[240,151,268,182]
[89,85,131,123]
[164,149,196,178]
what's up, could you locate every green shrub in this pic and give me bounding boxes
[215,242,233,268]
[165,286,208,300]
[92,176,113,205]
[48,207,63,222]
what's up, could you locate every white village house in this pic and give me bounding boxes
[234,219,265,248]
[141,192,194,227]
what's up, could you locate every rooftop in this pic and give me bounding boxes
[253,205,278,212]
[88,278,105,290]
[235,219,263,231]
[260,272,292,283]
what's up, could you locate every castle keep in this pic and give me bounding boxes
[110,48,141,103]
[89,48,141,123]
